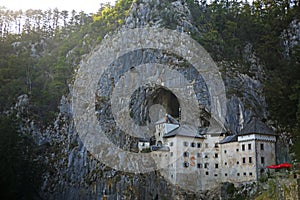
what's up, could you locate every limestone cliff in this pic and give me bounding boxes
[9,0,299,199]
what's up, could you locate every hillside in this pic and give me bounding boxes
[0,0,299,199]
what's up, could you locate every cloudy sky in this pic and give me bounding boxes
[0,0,116,13]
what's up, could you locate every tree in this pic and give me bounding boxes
[0,115,42,199]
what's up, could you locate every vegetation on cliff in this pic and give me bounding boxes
[0,0,299,198]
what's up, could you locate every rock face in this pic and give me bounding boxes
[282,19,300,57]
[15,0,298,199]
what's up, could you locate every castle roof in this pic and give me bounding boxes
[163,124,205,139]
[240,118,275,136]
[155,114,179,125]
[219,135,238,144]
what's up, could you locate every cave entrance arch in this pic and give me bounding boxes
[152,87,180,119]
[129,85,181,126]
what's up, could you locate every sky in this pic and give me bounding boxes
[0,0,116,13]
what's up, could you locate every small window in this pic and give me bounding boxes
[243,172,247,176]
[242,144,245,151]
[183,141,188,147]
[248,144,252,150]
[237,173,240,176]
[260,143,264,150]
[205,154,208,158]
[170,152,173,157]
[171,174,174,178]
[236,149,239,152]
[191,142,196,147]
[249,157,252,163]
[215,164,219,168]
[225,173,228,176]
[242,157,246,164]
[237,161,239,165]
[197,143,201,148]
[215,153,218,158]
[183,162,189,168]
[206,171,209,175]
[205,143,209,148]
[214,174,218,177]
[197,163,202,168]
[215,143,219,148]
[204,163,209,168]
[225,162,227,165]
[249,172,253,176]
[197,153,201,158]
[261,157,265,164]
[183,151,189,157]
[224,150,227,154]
[170,142,173,146]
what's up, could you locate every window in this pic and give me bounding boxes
[183,151,189,157]
[204,163,209,168]
[205,143,209,148]
[248,144,252,150]
[197,143,201,148]
[249,172,253,176]
[183,162,189,168]
[191,142,196,147]
[215,143,219,148]
[171,174,174,178]
[224,150,227,154]
[170,152,173,157]
[170,142,173,146]
[242,144,245,151]
[243,172,247,176]
[215,164,219,168]
[157,141,162,147]
[214,174,218,177]
[261,157,265,164]
[242,157,246,164]
[249,157,252,163]
[197,153,201,158]
[225,162,227,165]
[237,173,240,176]
[236,149,239,152]
[206,171,209,175]
[197,163,202,168]
[205,154,208,158]
[237,161,239,165]
[260,143,264,150]
[215,153,218,158]
[225,173,228,177]
[183,141,188,146]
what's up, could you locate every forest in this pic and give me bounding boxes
[0,0,299,198]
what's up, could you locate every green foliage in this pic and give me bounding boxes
[0,115,42,199]
[0,0,134,124]
[186,0,300,158]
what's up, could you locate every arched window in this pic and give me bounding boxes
[157,141,162,147]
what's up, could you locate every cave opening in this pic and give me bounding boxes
[152,87,180,119]
[129,85,181,126]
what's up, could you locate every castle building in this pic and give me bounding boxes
[151,114,276,191]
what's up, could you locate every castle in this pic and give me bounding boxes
[140,114,277,191]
